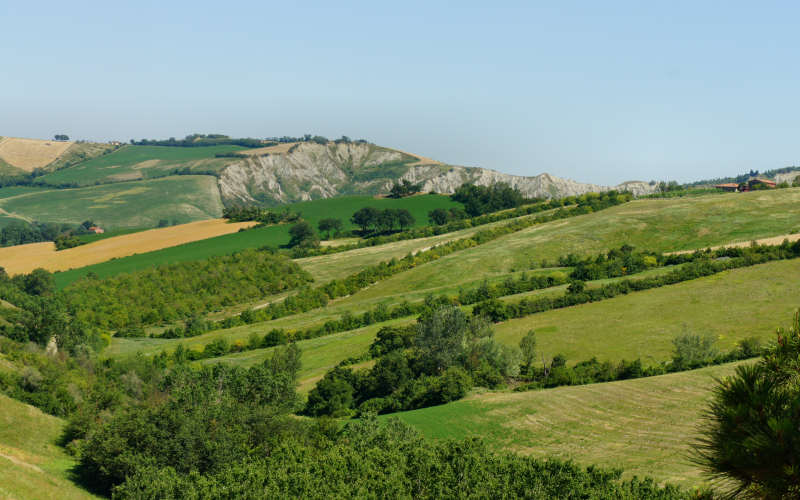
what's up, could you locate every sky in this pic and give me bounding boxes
[2,1,799,185]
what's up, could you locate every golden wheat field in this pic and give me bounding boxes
[0,219,257,275]
[0,137,74,171]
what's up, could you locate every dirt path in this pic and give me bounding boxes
[669,233,800,255]
[391,148,442,166]
[0,449,43,473]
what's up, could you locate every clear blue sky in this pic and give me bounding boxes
[3,1,799,184]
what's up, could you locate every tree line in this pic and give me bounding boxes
[222,206,301,224]
[289,190,632,258]
[451,182,538,216]
[130,133,271,148]
[350,207,416,234]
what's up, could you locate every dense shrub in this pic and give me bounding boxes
[305,307,519,416]
[694,311,800,499]
[61,250,312,330]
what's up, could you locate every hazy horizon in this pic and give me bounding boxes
[3,1,799,185]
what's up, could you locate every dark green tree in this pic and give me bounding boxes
[317,218,343,239]
[520,330,537,373]
[351,206,379,233]
[694,311,800,499]
[428,208,450,225]
[395,209,415,230]
[376,209,397,233]
[288,221,319,248]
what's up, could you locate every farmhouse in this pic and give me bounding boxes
[749,178,776,189]
[88,226,105,234]
[714,183,739,192]
[714,178,777,192]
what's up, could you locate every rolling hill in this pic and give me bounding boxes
[0,136,657,232]
[2,134,798,498]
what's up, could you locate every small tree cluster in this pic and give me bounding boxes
[304,306,520,417]
[389,179,423,198]
[351,207,415,234]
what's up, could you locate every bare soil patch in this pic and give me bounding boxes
[391,148,442,166]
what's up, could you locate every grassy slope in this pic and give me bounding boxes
[39,144,244,185]
[44,142,120,173]
[0,175,223,230]
[0,186,50,200]
[351,188,800,303]
[54,194,461,288]
[492,258,800,364]
[390,362,744,488]
[0,394,97,499]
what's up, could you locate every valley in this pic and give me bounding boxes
[0,134,798,498]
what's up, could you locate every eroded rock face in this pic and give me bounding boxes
[775,171,800,185]
[217,142,657,205]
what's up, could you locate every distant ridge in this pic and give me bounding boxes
[218,141,656,205]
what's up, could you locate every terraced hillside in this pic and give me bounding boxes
[104,189,800,373]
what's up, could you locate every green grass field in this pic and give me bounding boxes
[284,194,461,233]
[389,361,744,488]
[0,393,98,499]
[492,258,800,365]
[0,186,50,200]
[39,144,245,185]
[54,194,462,288]
[0,175,223,231]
